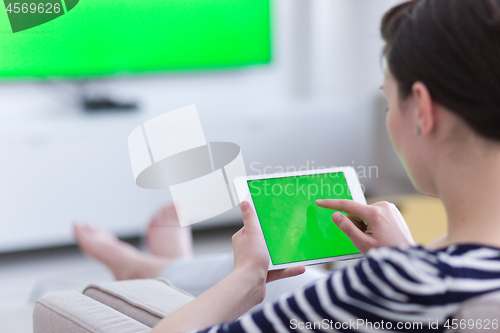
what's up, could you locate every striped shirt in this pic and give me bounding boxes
[200,245,500,332]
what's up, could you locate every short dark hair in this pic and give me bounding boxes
[381,0,500,141]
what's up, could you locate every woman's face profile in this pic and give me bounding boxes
[382,70,408,156]
[382,70,436,196]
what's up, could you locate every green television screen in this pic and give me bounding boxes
[0,0,271,80]
[248,172,360,265]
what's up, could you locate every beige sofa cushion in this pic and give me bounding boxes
[33,291,151,333]
[83,278,194,328]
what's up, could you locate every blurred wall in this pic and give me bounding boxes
[0,0,407,252]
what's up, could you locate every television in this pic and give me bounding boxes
[0,0,271,80]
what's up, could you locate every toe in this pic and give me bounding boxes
[73,222,86,240]
[149,204,181,227]
[164,204,179,222]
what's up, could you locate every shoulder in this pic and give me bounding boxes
[364,246,442,279]
[365,244,500,275]
[335,246,445,300]
[343,245,500,298]
[304,247,450,323]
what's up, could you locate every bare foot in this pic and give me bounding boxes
[74,223,170,280]
[146,204,193,258]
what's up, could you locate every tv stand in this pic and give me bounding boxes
[82,97,138,112]
[74,80,139,113]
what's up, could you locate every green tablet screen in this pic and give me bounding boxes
[248,172,361,265]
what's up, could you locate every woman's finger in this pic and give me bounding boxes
[332,212,371,253]
[346,214,367,231]
[240,201,259,233]
[316,199,372,218]
[232,226,245,241]
[267,266,306,283]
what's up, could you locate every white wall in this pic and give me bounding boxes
[0,0,406,252]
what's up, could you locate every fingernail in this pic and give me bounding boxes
[316,199,323,204]
[333,213,343,223]
[241,201,249,210]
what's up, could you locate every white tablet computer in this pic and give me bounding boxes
[234,167,366,270]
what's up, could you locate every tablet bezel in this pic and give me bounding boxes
[233,166,366,270]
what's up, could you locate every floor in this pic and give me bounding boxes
[0,226,240,333]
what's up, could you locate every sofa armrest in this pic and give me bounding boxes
[33,291,151,333]
[83,278,195,328]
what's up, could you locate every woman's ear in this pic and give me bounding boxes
[411,81,436,136]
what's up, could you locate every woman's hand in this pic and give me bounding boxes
[150,202,305,333]
[316,199,415,255]
[232,201,305,303]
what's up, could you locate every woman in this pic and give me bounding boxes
[147,0,500,332]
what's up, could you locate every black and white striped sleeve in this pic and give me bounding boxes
[196,246,500,333]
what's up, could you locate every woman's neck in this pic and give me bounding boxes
[436,141,500,249]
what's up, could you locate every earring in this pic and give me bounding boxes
[415,127,421,136]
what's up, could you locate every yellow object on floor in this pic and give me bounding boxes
[367,195,448,246]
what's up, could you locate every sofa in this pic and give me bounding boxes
[33,278,500,332]
[33,278,193,333]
